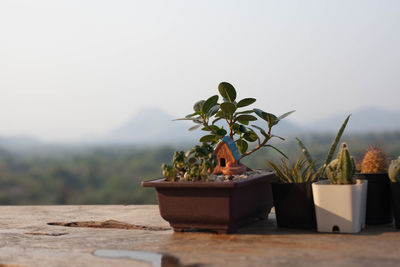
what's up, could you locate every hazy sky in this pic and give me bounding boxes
[1,0,399,141]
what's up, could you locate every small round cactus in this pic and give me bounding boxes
[361,147,388,174]
[389,156,400,183]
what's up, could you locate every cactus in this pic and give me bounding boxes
[389,156,400,183]
[326,143,356,184]
[361,147,388,173]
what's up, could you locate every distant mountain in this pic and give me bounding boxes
[102,106,400,145]
[102,108,201,145]
[2,107,398,148]
[0,135,42,151]
[101,108,302,145]
[303,107,400,134]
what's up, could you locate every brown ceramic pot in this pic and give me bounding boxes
[142,173,275,234]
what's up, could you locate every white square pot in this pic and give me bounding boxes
[312,179,368,233]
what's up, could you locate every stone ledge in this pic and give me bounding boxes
[0,205,399,266]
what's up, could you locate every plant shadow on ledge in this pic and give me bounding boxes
[142,81,294,233]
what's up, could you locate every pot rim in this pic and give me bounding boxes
[142,172,275,188]
[313,179,367,187]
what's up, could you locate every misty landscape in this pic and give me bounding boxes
[1,0,399,206]
[1,106,400,205]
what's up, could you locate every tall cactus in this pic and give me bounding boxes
[326,143,356,184]
[389,156,400,183]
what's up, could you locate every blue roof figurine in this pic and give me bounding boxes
[213,136,248,175]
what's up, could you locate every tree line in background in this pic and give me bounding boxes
[0,131,400,205]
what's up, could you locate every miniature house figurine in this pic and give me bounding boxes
[213,136,248,175]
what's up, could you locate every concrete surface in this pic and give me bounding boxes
[0,205,400,267]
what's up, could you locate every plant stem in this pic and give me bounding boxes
[238,136,269,162]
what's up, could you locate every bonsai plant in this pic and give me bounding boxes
[173,81,294,177]
[388,156,400,228]
[355,147,392,225]
[312,143,368,233]
[142,81,294,233]
[267,115,350,230]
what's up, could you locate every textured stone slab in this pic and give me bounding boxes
[0,205,400,266]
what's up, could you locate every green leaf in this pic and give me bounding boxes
[253,108,266,120]
[193,100,205,112]
[220,102,237,114]
[236,110,254,115]
[216,128,227,137]
[236,115,257,122]
[218,82,237,102]
[278,110,295,120]
[207,105,220,117]
[200,135,217,143]
[295,137,315,171]
[243,131,258,142]
[174,116,202,122]
[253,108,278,126]
[212,117,224,125]
[189,124,201,131]
[271,134,285,141]
[236,98,256,108]
[202,95,219,114]
[324,114,351,166]
[231,123,240,132]
[251,125,268,138]
[265,113,279,126]
[238,124,247,133]
[201,125,219,132]
[237,139,248,154]
[185,111,200,118]
[215,111,224,117]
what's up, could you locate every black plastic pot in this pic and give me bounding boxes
[355,173,392,225]
[390,182,400,229]
[271,182,316,229]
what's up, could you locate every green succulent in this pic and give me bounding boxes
[161,164,177,181]
[266,152,322,183]
[161,143,217,182]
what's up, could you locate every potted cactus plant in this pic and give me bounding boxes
[354,147,392,225]
[312,143,368,233]
[388,157,400,229]
[267,115,350,230]
[142,82,294,233]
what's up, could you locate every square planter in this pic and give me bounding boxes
[354,173,392,225]
[141,173,275,234]
[312,179,368,233]
[390,182,400,229]
[271,182,316,229]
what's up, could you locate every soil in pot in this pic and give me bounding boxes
[271,182,316,229]
[390,182,400,229]
[355,173,392,225]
